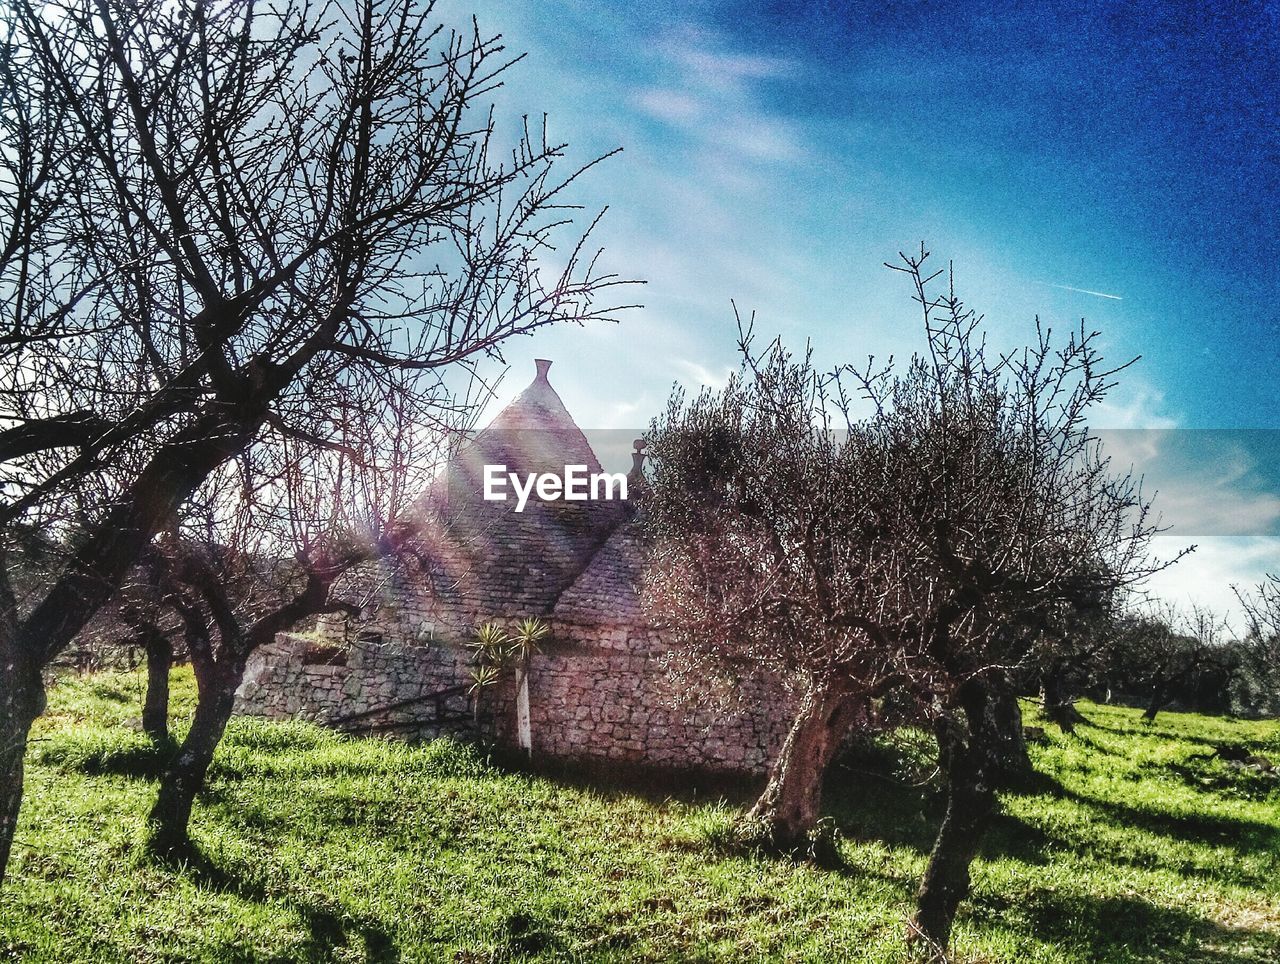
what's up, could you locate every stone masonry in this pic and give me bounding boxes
[234,360,796,776]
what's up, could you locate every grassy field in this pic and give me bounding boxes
[1,668,1277,963]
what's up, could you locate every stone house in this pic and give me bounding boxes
[235,360,793,775]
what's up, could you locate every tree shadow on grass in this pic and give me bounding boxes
[36,737,174,780]
[989,770,1280,894]
[826,754,1277,888]
[160,846,401,963]
[973,888,1280,963]
[1077,715,1256,751]
[1030,775,1278,859]
[499,749,764,809]
[821,768,1057,874]
[823,766,937,856]
[1166,759,1280,803]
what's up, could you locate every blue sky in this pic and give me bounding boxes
[438,0,1279,619]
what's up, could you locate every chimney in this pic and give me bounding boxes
[628,438,647,479]
[534,358,552,383]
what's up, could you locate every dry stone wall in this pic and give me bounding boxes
[235,622,795,776]
[235,633,475,735]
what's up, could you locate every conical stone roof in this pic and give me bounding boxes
[413,360,630,625]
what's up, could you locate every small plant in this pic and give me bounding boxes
[468,663,501,697]
[508,618,549,668]
[468,622,510,672]
[466,618,550,733]
[467,622,510,713]
[466,618,550,683]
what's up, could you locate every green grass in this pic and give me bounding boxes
[2,668,1278,962]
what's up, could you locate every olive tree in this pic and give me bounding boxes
[844,249,1169,956]
[642,247,1169,959]
[1234,578,1280,717]
[642,328,908,849]
[1104,603,1232,722]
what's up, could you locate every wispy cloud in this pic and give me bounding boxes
[673,47,794,86]
[674,358,736,391]
[1097,429,1280,537]
[632,88,703,125]
[1093,385,1179,430]
[632,27,807,168]
[1040,281,1123,300]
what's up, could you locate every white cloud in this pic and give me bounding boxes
[656,24,795,92]
[674,358,736,392]
[632,88,703,125]
[1157,485,1280,539]
[1098,429,1280,538]
[634,27,807,169]
[1093,385,1180,430]
[1144,536,1280,625]
[718,116,806,163]
[674,47,794,83]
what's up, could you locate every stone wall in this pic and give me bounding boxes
[235,632,476,736]
[506,622,794,774]
[235,622,795,777]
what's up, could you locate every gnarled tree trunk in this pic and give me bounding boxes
[912,727,995,957]
[144,546,352,860]
[1042,663,1081,734]
[145,656,244,858]
[990,685,1031,780]
[742,682,862,849]
[1142,683,1168,722]
[912,678,1018,958]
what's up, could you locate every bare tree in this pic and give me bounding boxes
[1234,578,1280,717]
[1106,602,1233,722]
[1024,577,1121,734]
[73,564,186,745]
[642,247,1169,959]
[845,249,1170,957]
[0,0,631,885]
[642,329,905,849]
[144,363,472,857]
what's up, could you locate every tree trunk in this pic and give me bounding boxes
[0,653,46,889]
[1142,685,1167,722]
[989,685,1031,779]
[141,631,173,745]
[0,720,29,891]
[145,658,244,858]
[514,663,532,757]
[1,406,271,879]
[742,682,862,849]
[912,730,996,958]
[912,679,1006,959]
[1043,665,1079,734]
